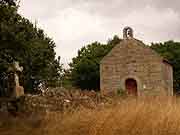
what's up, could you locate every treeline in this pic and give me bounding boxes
[68,40,180,93]
[68,36,121,90]
[0,0,62,92]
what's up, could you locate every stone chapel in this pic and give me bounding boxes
[100,27,173,96]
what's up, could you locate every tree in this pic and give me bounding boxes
[70,36,122,90]
[0,0,62,92]
[151,41,180,93]
[0,0,17,6]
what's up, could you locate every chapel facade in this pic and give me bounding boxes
[100,27,173,96]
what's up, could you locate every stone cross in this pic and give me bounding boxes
[13,62,23,87]
[7,61,24,98]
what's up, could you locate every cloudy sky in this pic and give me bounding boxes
[18,0,180,66]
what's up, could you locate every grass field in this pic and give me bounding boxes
[1,96,180,135]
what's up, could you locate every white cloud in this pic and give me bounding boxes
[35,8,110,66]
[18,0,180,67]
[120,6,180,42]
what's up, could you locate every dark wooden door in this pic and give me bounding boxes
[125,79,137,96]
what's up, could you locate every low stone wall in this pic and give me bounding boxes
[24,88,110,113]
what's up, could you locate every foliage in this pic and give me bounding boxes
[0,0,62,92]
[61,69,73,89]
[0,0,17,6]
[117,88,127,97]
[70,36,121,90]
[151,41,180,93]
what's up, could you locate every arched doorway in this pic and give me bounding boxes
[125,78,137,96]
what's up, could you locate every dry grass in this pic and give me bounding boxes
[43,96,180,135]
[1,96,180,135]
[0,111,45,135]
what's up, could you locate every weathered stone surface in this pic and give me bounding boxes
[24,88,110,112]
[7,61,24,99]
[100,28,173,96]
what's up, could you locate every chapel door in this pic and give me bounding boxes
[125,79,137,96]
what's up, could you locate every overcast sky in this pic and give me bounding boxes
[18,0,180,66]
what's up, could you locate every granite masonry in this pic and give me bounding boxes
[100,27,173,96]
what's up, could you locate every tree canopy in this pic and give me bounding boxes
[69,36,121,90]
[0,0,17,6]
[0,0,62,92]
